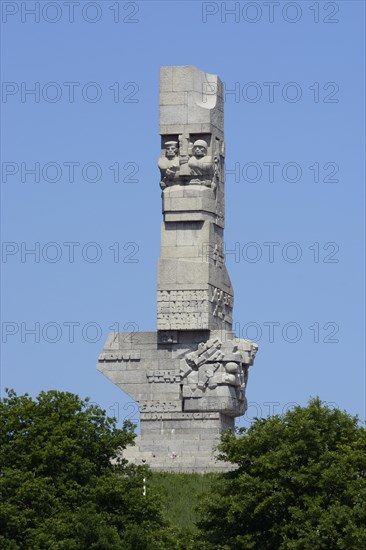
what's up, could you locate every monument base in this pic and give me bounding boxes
[123,411,234,472]
[97,329,257,472]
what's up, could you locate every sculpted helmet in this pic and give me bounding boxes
[193,139,208,150]
[165,141,178,148]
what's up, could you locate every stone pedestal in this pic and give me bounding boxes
[97,66,258,472]
[97,329,257,471]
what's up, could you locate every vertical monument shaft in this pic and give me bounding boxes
[97,67,258,472]
[157,66,233,332]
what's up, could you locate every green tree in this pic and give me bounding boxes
[0,389,177,549]
[197,398,366,550]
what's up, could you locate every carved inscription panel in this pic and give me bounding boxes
[210,285,233,323]
[147,369,181,383]
[157,289,209,330]
[98,351,140,362]
[157,288,233,329]
[140,401,180,413]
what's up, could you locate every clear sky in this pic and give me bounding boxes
[1,0,365,429]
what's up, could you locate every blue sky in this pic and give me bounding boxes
[1,0,365,429]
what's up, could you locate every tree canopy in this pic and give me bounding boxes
[0,389,176,549]
[2,392,365,549]
[197,398,366,549]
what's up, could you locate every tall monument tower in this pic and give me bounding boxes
[97,66,258,472]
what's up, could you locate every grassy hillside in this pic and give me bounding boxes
[149,472,220,532]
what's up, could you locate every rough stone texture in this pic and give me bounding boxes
[97,66,258,472]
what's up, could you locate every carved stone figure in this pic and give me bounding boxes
[158,141,180,189]
[97,66,258,472]
[188,139,215,187]
[179,338,257,415]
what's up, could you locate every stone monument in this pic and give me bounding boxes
[97,66,258,472]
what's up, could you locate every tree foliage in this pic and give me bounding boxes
[0,389,177,549]
[2,392,365,549]
[197,398,366,549]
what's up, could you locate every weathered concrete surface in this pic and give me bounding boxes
[97,67,258,472]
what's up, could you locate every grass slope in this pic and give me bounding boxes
[149,473,220,532]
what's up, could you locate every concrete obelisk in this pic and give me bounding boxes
[97,66,258,472]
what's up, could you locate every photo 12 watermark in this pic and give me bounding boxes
[202,241,340,264]
[225,161,340,184]
[201,2,340,24]
[1,81,140,104]
[100,398,341,426]
[2,241,140,264]
[1,320,140,344]
[1,1,140,24]
[232,320,340,344]
[1,161,139,184]
[201,80,339,104]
